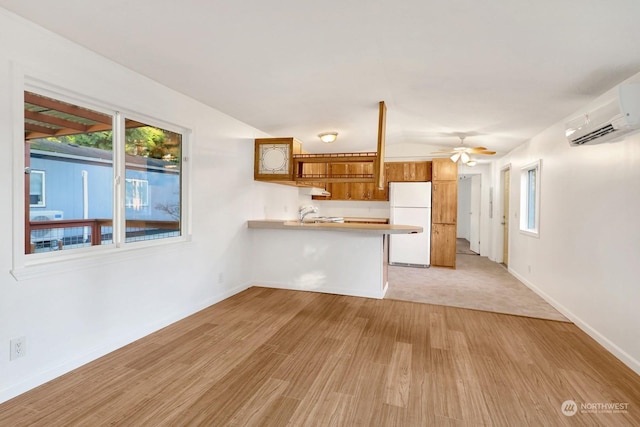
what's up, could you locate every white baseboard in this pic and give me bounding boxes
[0,282,250,404]
[509,268,640,376]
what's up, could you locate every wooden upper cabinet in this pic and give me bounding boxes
[254,137,302,181]
[385,161,432,183]
[322,163,387,201]
[432,158,458,181]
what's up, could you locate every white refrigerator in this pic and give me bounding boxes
[389,182,432,267]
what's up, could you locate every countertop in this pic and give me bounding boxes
[247,219,422,235]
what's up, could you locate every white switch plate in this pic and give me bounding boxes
[10,336,26,360]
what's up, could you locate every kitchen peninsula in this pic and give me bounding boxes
[248,220,422,299]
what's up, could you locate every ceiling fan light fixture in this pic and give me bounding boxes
[450,152,461,163]
[318,132,338,143]
[466,159,477,167]
[461,152,470,164]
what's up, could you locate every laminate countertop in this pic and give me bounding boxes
[247,219,422,235]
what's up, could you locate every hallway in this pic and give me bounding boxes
[386,239,568,322]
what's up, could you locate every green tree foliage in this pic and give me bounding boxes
[45,125,181,162]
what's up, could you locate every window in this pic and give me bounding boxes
[29,170,46,207]
[23,89,186,255]
[125,179,149,208]
[520,160,541,237]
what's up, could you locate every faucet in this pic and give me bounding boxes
[299,205,318,223]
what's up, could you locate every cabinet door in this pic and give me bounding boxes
[349,163,370,200]
[432,181,457,224]
[327,164,350,199]
[255,138,296,181]
[432,158,458,181]
[431,223,456,268]
[385,162,406,183]
[414,161,432,181]
[302,162,328,190]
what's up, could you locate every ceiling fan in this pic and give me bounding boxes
[431,136,496,166]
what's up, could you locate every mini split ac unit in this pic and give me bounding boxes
[29,210,64,243]
[565,83,640,146]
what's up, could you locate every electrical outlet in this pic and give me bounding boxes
[10,337,26,360]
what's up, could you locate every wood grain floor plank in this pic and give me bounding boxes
[227,378,290,426]
[2,287,639,426]
[384,341,412,408]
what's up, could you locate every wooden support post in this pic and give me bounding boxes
[375,101,386,190]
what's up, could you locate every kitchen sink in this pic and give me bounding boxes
[305,216,344,223]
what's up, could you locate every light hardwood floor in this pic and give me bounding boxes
[1,287,639,426]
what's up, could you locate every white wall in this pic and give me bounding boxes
[492,74,640,374]
[311,200,391,219]
[0,9,300,402]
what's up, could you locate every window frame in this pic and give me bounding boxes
[519,159,542,237]
[12,78,191,280]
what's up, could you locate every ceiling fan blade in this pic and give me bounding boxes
[467,147,488,153]
[476,150,496,155]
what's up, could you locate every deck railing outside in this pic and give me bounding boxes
[28,218,180,253]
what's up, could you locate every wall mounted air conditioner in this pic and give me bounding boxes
[29,210,64,242]
[566,83,640,146]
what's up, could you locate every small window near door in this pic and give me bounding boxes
[29,170,46,207]
[520,160,541,237]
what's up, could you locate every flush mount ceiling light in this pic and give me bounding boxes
[318,132,338,143]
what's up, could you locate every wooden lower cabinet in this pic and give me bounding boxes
[431,223,456,268]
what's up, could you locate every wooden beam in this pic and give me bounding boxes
[375,101,387,190]
[24,119,146,141]
[25,110,88,132]
[25,122,56,136]
[24,91,112,125]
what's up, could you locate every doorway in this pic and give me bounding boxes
[457,174,481,255]
[501,167,510,266]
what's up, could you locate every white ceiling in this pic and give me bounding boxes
[2,1,640,156]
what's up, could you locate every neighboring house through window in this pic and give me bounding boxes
[23,88,187,256]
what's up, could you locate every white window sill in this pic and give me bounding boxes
[11,235,191,281]
[519,229,540,238]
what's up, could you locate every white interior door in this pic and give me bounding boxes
[469,175,481,254]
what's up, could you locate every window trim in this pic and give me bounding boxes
[519,159,542,237]
[12,76,192,279]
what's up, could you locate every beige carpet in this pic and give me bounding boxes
[456,238,478,255]
[386,242,569,322]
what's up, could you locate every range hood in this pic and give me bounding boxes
[302,187,331,197]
